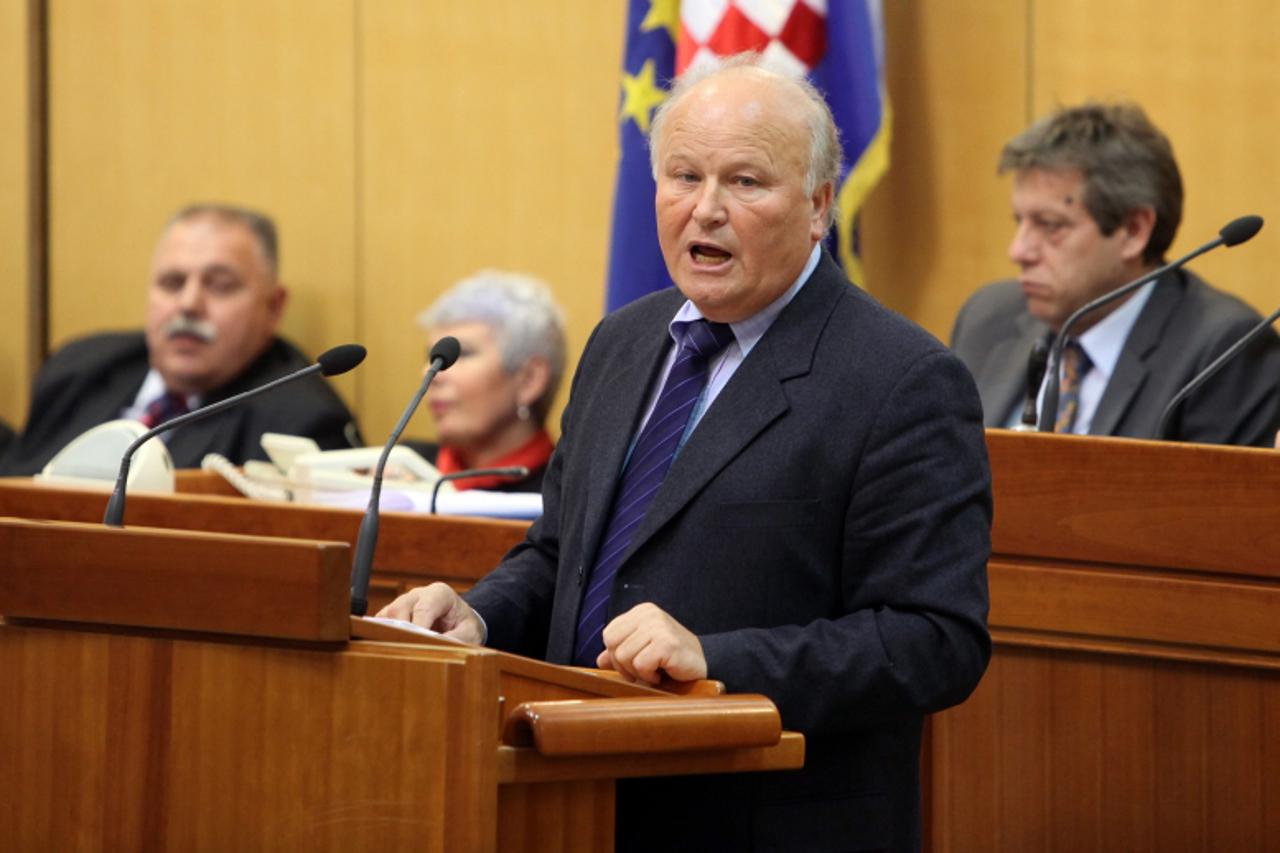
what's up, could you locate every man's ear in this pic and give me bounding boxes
[267,283,288,327]
[1119,207,1157,263]
[809,181,835,243]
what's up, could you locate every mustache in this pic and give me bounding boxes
[163,315,217,343]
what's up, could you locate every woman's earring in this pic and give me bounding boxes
[517,404,531,422]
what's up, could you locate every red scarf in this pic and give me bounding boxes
[435,430,554,490]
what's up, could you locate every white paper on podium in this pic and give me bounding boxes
[307,487,542,520]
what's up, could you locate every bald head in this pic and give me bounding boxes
[650,55,841,220]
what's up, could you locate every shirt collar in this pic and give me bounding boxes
[133,369,201,412]
[667,242,822,354]
[1075,280,1156,383]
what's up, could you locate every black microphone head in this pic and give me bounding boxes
[1220,215,1263,247]
[430,336,462,370]
[317,344,367,377]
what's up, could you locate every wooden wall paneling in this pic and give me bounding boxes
[861,0,1030,343]
[46,0,360,409]
[1151,662,1210,849]
[1265,680,1280,851]
[1099,660,1156,848]
[936,646,1280,852]
[928,654,1000,852]
[0,0,34,427]
[1030,0,1280,318]
[1205,667,1266,847]
[356,1,626,442]
[995,649,1052,850]
[498,780,614,853]
[1047,653,1105,850]
[2,623,505,851]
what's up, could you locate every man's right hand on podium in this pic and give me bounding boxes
[377,582,486,645]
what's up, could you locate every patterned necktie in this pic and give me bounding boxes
[140,391,190,430]
[1054,340,1093,434]
[572,318,735,666]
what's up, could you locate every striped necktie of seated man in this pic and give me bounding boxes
[139,391,190,431]
[1054,340,1093,434]
[572,318,736,667]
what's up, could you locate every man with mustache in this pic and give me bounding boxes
[380,56,991,852]
[951,102,1280,444]
[1,203,359,475]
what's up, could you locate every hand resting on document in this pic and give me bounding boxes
[376,582,486,645]
[380,585,708,685]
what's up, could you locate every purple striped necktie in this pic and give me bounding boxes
[572,318,736,667]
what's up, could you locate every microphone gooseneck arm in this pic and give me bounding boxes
[1038,215,1263,431]
[1156,304,1280,440]
[103,342,367,528]
[104,363,323,526]
[429,466,530,515]
[349,336,461,616]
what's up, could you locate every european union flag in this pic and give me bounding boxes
[604,0,890,311]
[605,1,679,313]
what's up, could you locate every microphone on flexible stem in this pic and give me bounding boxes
[349,336,461,616]
[103,343,367,527]
[1039,215,1264,431]
[1013,337,1051,431]
[1156,304,1280,440]
[429,466,530,514]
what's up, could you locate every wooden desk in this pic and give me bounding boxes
[926,431,1280,851]
[4,431,1278,850]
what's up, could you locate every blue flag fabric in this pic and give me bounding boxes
[813,0,891,286]
[605,1,679,313]
[603,0,890,312]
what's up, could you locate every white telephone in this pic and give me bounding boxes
[204,433,541,519]
[203,433,452,502]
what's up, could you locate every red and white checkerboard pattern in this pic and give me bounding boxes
[677,0,827,77]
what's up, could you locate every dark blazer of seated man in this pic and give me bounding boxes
[951,102,1280,446]
[0,203,359,476]
[379,57,991,853]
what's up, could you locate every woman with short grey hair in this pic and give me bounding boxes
[409,270,566,493]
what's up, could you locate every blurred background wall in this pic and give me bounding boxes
[3,1,1277,443]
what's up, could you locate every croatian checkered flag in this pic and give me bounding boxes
[605,0,890,311]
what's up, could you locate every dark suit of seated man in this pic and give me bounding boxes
[951,102,1280,445]
[378,56,992,853]
[0,203,359,476]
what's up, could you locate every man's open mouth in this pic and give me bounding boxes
[690,243,732,264]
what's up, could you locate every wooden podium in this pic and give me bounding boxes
[0,519,802,851]
[926,431,1280,851]
[3,431,1279,850]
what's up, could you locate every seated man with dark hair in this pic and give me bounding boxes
[1,203,360,476]
[951,101,1280,445]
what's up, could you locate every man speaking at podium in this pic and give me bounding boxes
[0,203,359,476]
[382,57,992,852]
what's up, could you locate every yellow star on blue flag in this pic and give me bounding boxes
[619,59,667,135]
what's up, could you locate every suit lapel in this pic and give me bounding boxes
[619,254,841,562]
[1090,272,1183,435]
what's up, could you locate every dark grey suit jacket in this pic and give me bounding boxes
[465,252,992,852]
[0,331,360,476]
[950,270,1280,446]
